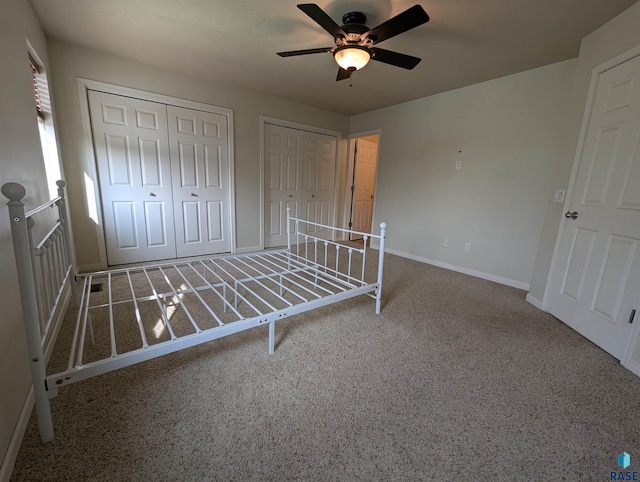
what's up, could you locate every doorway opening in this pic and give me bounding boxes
[345,133,380,241]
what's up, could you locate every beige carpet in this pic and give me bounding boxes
[11,253,640,481]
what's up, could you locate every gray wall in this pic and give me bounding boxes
[0,0,54,472]
[350,60,577,288]
[47,40,350,268]
[528,0,640,304]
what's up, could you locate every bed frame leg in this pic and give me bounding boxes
[3,183,55,442]
[375,222,387,315]
[268,321,275,354]
[34,379,54,443]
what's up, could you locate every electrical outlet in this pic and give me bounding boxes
[465,242,471,252]
[443,238,449,247]
[456,160,462,170]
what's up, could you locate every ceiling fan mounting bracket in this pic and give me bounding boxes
[341,11,366,26]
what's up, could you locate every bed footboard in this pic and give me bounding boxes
[285,208,386,314]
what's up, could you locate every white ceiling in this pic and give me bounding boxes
[31,0,639,116]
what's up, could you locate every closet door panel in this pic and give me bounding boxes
[89,90,175,265]
[263,124,304,247]
[302,132,336,239]
[168,106,231,257]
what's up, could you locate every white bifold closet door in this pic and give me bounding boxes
[264,123,337,248]
[89,90,231,265]
[89,91,176,264]
[168,106,230,258]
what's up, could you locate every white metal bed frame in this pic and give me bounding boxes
[3,180,387,443]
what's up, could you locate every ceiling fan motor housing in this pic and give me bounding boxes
[337,11,372,45]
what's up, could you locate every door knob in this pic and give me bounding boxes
[149,192,156,197]
[190,193,198,197]
[289,194,293,198]
[565,211,579,219]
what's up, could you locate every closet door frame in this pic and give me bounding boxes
[258,116,341,252]
[77,78,236,270]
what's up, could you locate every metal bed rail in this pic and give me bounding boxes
[46,255,377,390]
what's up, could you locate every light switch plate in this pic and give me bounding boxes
[554,189,566,203]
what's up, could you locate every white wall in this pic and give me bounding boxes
[47,39,350,268]
[0,0,53,476]
[350,60,577,289]
[528,0,640,304]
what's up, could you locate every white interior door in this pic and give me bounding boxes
[89,91,175,265]
[350,137,378,239]
[302,132,336,240]
[264,124,304,248]
[548,54,640,362]
[168,106,231,258]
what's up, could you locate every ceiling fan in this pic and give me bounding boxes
[277,3,430,81]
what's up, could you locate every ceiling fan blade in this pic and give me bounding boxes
[297,3,347,39]
[371,48,422,70]
[336,67,353,81]
[363,5,430,45]
[277,47,333,57]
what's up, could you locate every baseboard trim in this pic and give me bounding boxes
[384,247,530,291]
[77,262,104,273]
[236,245,262,255]
[0,387,34,482]
[623,357,640,377]
[525,294,545,311]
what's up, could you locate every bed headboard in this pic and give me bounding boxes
[3,180,75,348]
[2,180,75,442]
[0,181,77,441]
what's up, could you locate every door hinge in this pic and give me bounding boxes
[348,222,353,228]
[350,185,355,192]
[629,309,637,324]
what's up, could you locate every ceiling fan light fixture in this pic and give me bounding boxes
[333,46,371,71]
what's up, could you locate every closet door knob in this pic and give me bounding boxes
[149,192,156,197]
[190,193,198,197]
[565,211,579,219]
